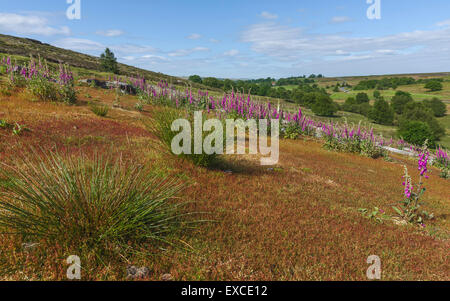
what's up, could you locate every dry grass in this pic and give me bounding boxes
[0,84,448,281]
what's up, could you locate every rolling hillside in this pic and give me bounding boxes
[0,34,208,89]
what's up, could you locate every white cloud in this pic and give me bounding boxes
[209,38,220,43]
[436,19,450,27]
[168,47,209,57]
[96,29,125,37]
[260,11,278,20]
[223,49,239,56]
[111,44,157,54]
[142,54,169,61]
[54,38,104,51]
[186,33,202,40]
[241,22,450,63]
[0,13,70,36]
[330,16,351,24]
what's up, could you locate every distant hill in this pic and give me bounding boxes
[0,34,209,89]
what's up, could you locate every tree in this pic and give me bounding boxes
[373,90,381,99]
[423,98,447,117]
[202,77,223,89]
[400,101,445,140]
[100,48,119,74]
[188,75,202,84]
[398,121,435,147]
[369,97,394,125]
[424,80,443,92]
[311,94,338,116]
[390,91,413,114]
[355,92,370,104]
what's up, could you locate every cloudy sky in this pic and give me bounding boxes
[1,0,450,78]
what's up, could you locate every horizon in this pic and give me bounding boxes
[1,0,450,79]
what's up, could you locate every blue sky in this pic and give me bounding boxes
[1,0,450,78]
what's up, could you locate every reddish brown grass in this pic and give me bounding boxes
[0,85,448,281]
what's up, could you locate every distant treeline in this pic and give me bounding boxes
[188,74,323,100]
[354,77,444,90]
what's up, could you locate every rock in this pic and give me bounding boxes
[105,81,137,95]
[126,265,150,279]
[161,273,173,281]
[22,242,39,252]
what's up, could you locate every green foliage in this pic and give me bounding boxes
[146,108,222,168]
[423,98,447,117]
[373,90,381,99]
[424,80,443,92]
[392,163,434,225]
[282,123,302,140]
[0,84,12,96]
[354,77,416,90]
[323,136,387,159]
[89,102,109,117]
[0,149,189,254]
[398,121,435,147]
[369,97,394,125]
[26,75,59,102]
[202,77,223,89]
[355,92,370,104]
[100,48,119,74]
[400,101,445,140]
[58,81,77,104]
[135,102,144,112]
[359,207,389,224]
[188,75,202,84]
[342,97,372,117]
[390,91,413,114]
[311,94,338,116]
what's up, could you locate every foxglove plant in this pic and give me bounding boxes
[392,143,434,225]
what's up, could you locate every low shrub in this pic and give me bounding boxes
[27,75,59,102]
[0,149,189,255]
[324,135,386,159]
[146,108,223,168]
[398,121,435,147]
[90,102,109,117]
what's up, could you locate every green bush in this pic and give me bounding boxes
[355,92,370,104]
[311,94,338,116]
[369,97,394,125]
[400,101,445,140]
[391,91,413,114]
[424,80,443,92]
[146,108,222,168]
[0,150,188,254]
[423,98,447,117]
[398,121,435,147]
[323,136,386,159]
[59,82,77,104]
[89,102,109,117]
[27,76,59,102]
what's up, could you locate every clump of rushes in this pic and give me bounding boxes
[89,102,109,117]
[146,108,222,168]
[392,143,434,226]
[0,149,190,257]
[434,145,449,179]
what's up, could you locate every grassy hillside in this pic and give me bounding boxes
[0,63,449,280]
[0,34,211,90]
